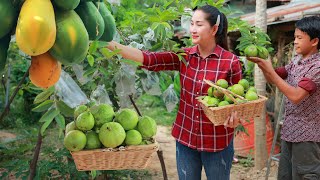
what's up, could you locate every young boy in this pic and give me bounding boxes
[248,16,320,180]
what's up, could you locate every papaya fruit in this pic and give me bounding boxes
[16,0,56,56]
[29,52,61,89]
[49,10,89,65]
[75,2,105,40]
[95,2,116,42]
[0,35,11,72]
[52,0,80,11]
[0,0,18,39]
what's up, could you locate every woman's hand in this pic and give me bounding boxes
[224,111,245,128]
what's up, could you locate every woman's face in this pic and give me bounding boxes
[190,10,217,45]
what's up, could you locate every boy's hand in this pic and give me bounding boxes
[247,57,273,74]
[224,111,245,128]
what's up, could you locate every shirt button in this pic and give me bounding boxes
[196,104,198,107]
[196,92,199,95]
[196,116,199,118]
[198,80,201,82]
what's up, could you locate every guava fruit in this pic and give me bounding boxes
[238,79,250,90]
[231,84,245,96]
[216,79,229,89]
[125,130,142,145]
[115,108,139,130]
[207,97,220,107]
[244,44,258,57]
[224,94,234,104]
[207,87,214,97]
[99,122,126,148]
[64,130,87,152]
[218,100,230,107]
[90,104,115,128]
[247,86,257,93]
[137,116,157,138]
[85,131,102,149]
[258,47,269,59]
[65,121,78,134]
[245,91,259,101]
[75,111,95,131]
[212,88,224,100]
[74,104,88,119]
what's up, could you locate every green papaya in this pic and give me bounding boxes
[0,35,11,72]
[95,2,116,42]
[52,0,80,11]
[75,2,105,40]
[0,0,18,38]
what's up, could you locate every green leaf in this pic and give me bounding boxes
[34,86,55,104]
[55,114,65,130]
[39,108,60,123]
[31,100,54,112]
[87,54,95,67]
[89,41,99,54]
[99,66,109,77]
[56,100,74,118]
[40,109,60,136]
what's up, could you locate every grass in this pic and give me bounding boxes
[135,94,177,126]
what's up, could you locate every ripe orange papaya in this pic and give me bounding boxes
[16,0,56,56]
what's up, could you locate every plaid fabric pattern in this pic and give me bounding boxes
[142,45,242,152]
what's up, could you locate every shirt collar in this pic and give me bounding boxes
[296,52,320,65]
[189,45,223,58]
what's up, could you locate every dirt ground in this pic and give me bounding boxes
[146,126,279,180]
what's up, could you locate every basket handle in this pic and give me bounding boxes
[203,79,247,104]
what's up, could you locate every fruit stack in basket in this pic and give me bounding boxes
[197,79,267,126]
[64,103,157,152]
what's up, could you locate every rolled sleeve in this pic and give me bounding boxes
[275,67,288,79]
[141,51,181,72]
[298,78,317,94]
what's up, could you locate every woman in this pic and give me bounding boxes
[107,5,243,180]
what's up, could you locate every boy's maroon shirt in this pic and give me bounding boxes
[276,53,320,142]
[141,45,242,152]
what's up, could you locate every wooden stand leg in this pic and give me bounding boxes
[157,149,168,180]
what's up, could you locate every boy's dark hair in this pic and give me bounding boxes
[296,16,320,49]
[194,5,229,50]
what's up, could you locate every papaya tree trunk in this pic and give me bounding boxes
[254,0,268,170]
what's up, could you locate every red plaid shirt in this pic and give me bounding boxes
[141,45,242,152]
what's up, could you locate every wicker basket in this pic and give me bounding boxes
[71,141,159,171]
[197,79,268,126]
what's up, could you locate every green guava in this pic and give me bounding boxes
[218,100,230,107]
[212,89,224,100]
[224,94,234,104]
[245,91,259,101]
[238,79,250,90]
[207,87,214,97]
[90,104,115,128]
[99,122,126,148]
[137,116,157,138]
[244,44,258,57]
[231,84,245,96]
[247,86,257,93]
[75,111,95,131]
[65,121,77,135]
[216,79,229,89]
[258,47,269,59]
[125,130,142,145]
[74,105,88,119]
[85,131,102,149]
[115,108,139,130]
[207,97,220,107]
[64,130,87,152]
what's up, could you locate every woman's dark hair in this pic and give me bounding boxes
[296,16,320,49]
[194,5,229,50]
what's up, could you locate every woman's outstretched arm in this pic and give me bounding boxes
[107,41,144,63]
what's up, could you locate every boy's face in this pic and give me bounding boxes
[294,28,317,56]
